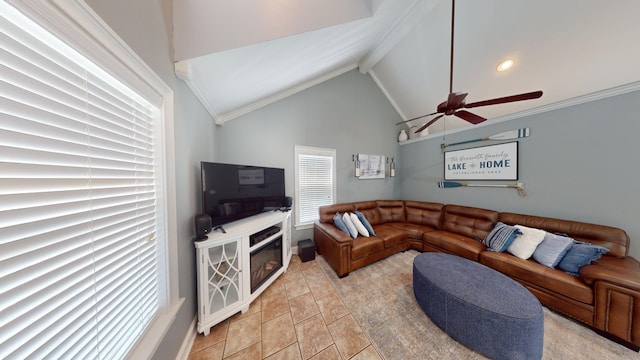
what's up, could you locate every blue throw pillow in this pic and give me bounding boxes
[355,211,376,236]
[532,232,574,268]
[557,241,609,276]
[482,222,522,252]
[333,212,350,235]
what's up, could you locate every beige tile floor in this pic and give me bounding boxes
[188,255,382,360]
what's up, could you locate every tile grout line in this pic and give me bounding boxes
[300,260,340,359]
[306,257,383,360]
[188,256,384,359]
[313,256,386,360]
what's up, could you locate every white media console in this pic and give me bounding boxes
[194,210,292,335]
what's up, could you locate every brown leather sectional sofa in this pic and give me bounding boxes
[313,200,640,349]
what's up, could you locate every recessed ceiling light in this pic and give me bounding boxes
[497,59,514,72]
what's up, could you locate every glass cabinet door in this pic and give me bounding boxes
[205,239,241,316]
[285,212,292,261]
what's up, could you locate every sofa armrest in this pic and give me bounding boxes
[313,221,352,277]
[581,256,640,347]
[314,222,352,243]
[579,256,640,290]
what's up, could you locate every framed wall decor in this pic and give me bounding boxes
[444,141,518,181]
[358,154,386,179]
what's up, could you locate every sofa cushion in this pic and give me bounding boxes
[423,230,486,261]
[350,213,369,237]
[557,242,609,276]
[532,232,574,268]
[371,224,408,249]
[388,222,437,240]
[507,225,546,259]
[483,222,521,252]
[333,212,350,236]
[479,251,594,305]
[354,201,382,226]
[404,201,443,228]
[441,205,499,240]
[351,236,385,260]
[342,212,358,238]
[377,200,406,223]
[355,211,376,236]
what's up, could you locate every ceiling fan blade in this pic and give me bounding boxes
[454,110,486,124]
[464,90,543,109]
[415,114,444,133]
[395,111,439,125]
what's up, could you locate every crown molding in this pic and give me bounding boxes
[174,61,221,121]
[369,69,408,121]
[174,60,192,81]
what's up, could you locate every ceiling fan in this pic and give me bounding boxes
[398,0,542,134]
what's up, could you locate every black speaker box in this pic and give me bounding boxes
[298,239,315,262]
[195,213,212,240]
[284,196,293,207]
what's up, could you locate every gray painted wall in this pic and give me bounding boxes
[86,1,217,359]
[216,69,403,245]
[398,90,640,259]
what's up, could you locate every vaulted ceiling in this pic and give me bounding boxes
[173,0,640,134]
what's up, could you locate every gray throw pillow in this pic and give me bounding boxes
[532,232,574,268]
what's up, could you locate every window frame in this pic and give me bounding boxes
[294,145,337,230]
[6,1,182,359]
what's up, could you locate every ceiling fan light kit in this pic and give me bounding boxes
[400,0,543,134]
[497,59,515,72]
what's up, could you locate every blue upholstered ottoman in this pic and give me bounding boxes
[413,253,544,360]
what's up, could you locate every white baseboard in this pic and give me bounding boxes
[174,316,197,360]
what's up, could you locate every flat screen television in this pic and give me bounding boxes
[201,161,286,228]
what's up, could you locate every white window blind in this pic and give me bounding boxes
[0,3,161,359]
[294,146,336,227]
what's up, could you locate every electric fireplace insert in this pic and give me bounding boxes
[250,235,282,293]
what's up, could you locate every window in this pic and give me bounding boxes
[0,3,178,359]
[294,146,336,229]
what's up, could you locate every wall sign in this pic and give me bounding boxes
[358,154,386,179]
[444,141,518,181]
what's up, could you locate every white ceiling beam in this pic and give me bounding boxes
[358,0,441,74]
